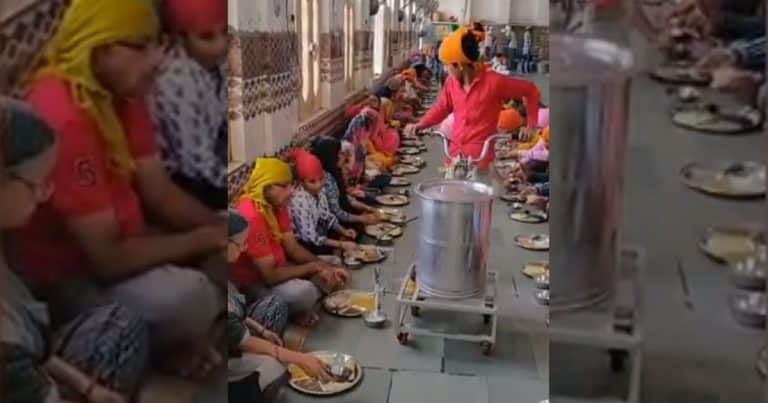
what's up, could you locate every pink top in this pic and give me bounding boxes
[518,138,549,164]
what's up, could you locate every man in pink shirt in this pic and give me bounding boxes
[405,27,540,170]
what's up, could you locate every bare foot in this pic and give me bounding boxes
[294,310,320,328]
[165,344,223,381]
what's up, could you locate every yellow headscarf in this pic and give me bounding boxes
[240,158,293,240]
[31,0,159,175]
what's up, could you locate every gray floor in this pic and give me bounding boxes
[275,73,551,403]
[549,30,765,402]
[624,77,764,403]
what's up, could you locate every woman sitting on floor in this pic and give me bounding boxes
[232,158,349,328]
[342,98,394,190]
[227,210,332,403]
[513,125,549,166]
[17,0,226,379]
[149,0,228,210]
[0,99,150,403]
[374,76,401,100]
[310,137,382,229]
[365,97,400,170]
[288,149,359,255]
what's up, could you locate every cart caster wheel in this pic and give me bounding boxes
[411,306,421,317]
[483,314,491,324]
[481,342,493,356]
[609,349,627,372]
[397,332,409,345]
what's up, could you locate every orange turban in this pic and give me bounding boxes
[290,148,323,181]
[165,0,226,33]
[498,108,523,131]
[466,21,486,43]
[438,27,472,65]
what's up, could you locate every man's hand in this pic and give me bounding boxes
[403,123,419,137]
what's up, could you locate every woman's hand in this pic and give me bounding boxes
[331,267,349,286]
[360,213,381,225]
[261,328,284,347]
[518,127,535,142]
[340,240,358,252]
[87,385,127,403]
[696,47,735,71]
[292,353,333,382]
[348,187,365,198]
[341,228,357,239]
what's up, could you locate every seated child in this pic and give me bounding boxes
[288,149,359,255]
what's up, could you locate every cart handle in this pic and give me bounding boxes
[429,131,507,163]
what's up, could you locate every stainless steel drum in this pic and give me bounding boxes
[550,34,634,311]
[415,180,495,299]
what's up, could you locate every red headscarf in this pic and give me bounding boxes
[290,148,323,181]
[165,0,226,33]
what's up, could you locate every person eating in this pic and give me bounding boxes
[232,157,349,328]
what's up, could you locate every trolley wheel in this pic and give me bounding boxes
[411,306,421,317]
[609,349,628,372]
[481,342,493,356]
[397,332,409,345]
[483,314,491,324]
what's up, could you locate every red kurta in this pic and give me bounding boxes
[416,68,540,169]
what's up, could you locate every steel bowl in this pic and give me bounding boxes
[363,310,387,328]
[730,291,766,328]
[534,289,550,306]
[730,256,767,290]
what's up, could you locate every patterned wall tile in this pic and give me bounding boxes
[1,0,69,96]
[231,28,302,117]
[320,58,344,83]
[228,161,254,206]
[238,30,300,78]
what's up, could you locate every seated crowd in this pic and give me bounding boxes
[1,7,545,401]
[658,0,765,126]
[2,0,231,401]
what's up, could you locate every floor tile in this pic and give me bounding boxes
[487,376,547,403]
[443,317,540,379]
[388,371,489,403]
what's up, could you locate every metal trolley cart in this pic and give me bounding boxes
[394,264,499,355]
[549,246,645,403]
[389,131,502,354]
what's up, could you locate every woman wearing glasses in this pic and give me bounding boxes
[15,0,226,379]
[0,99,150,403]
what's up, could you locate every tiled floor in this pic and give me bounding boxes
[274,73,551,403]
